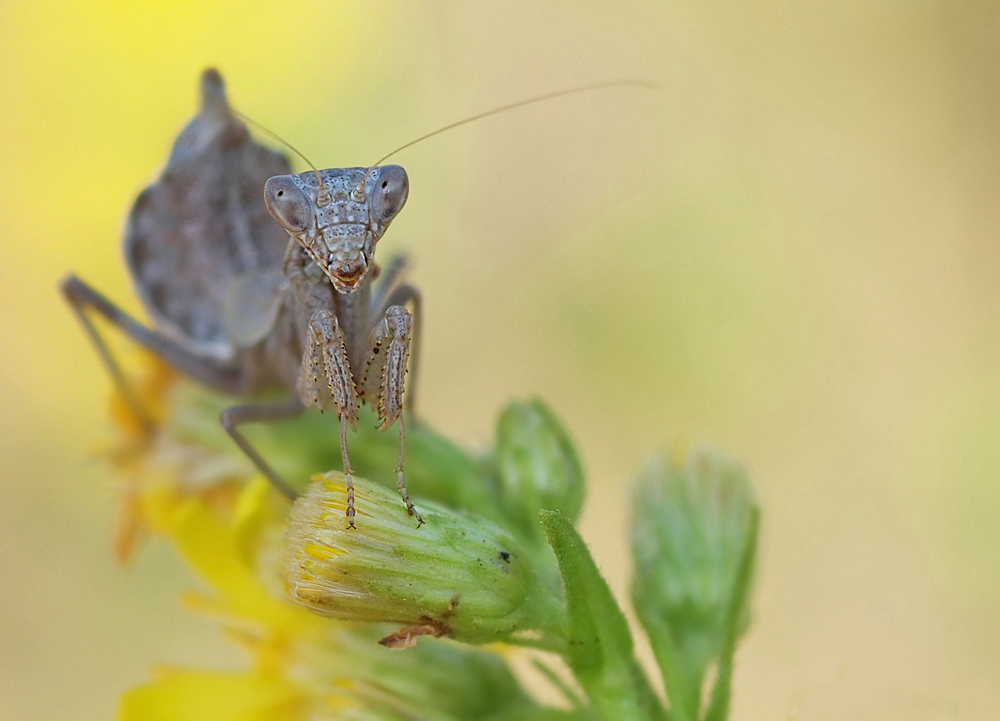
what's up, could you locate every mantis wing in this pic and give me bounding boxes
[124,69,290,363]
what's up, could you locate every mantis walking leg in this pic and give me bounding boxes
[220,399,304,500]
[61,274,244,429]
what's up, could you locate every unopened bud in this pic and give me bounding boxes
[495,399,585,535]
[630,448,758,697]
[284,473,566,646]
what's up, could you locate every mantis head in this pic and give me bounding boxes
[264,165,409,293]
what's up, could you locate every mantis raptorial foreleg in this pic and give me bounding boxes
[298,304,422,528]
[362,305,423,526]
[299,309,361,527]
[377,282,422,418]
[298,310,358,421]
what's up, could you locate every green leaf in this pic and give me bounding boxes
[489,709,597,721]
[540,510,666,721]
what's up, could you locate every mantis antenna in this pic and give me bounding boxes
[352,78,659,198]
[233,110,332,207]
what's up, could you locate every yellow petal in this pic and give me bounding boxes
[113,482,146,565]
[118,670,304,721]
[230,476,275,566]
[141,481,184,534]
[167,496,320,635]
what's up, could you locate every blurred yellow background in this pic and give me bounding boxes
[2,1,999,718]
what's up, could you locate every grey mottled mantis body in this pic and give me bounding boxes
[61,69,649,528]
[62,69,422,528]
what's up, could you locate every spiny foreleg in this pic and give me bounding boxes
[371,280,423,418]
[362,305,423,526]
[298,310,361,528]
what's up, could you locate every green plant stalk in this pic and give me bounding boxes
[642,614,697,721]
[703,506,759,721]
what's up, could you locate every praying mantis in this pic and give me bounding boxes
[61,68,649,528]
[62,68,421,528]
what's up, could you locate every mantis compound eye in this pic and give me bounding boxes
[370,165,409,224]
[264,176,312,233]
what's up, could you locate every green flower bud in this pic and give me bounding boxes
[283,472,566,646]
[495,399,585,534]
[630,448,758,712]
[291,624,545,720]
[337,628,543,720]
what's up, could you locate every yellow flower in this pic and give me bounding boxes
[98,351,262,564]
[120,478,543,721]
[119,478,343,720]
[94,354,574,719]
